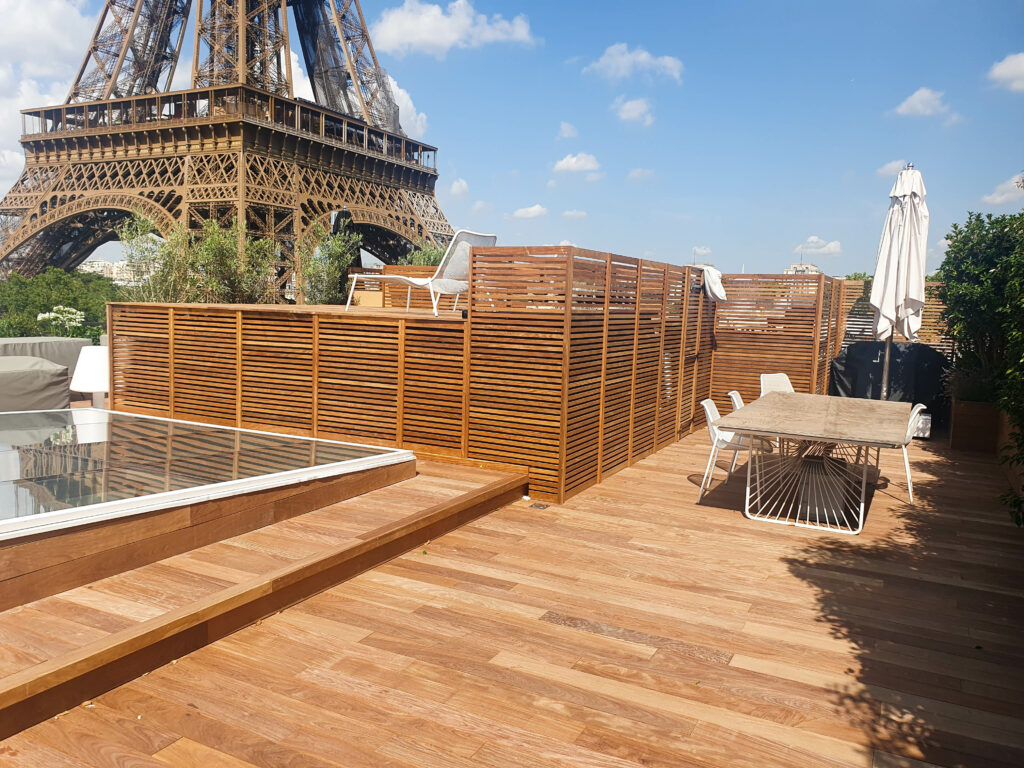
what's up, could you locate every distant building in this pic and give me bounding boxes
[783,262,822,275]
[77,259,133,283]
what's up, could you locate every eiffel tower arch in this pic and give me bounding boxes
[0,0,453,289]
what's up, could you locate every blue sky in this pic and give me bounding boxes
[1,0,1022,275]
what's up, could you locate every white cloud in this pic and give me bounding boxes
[981,176,1024,206]
[612,96,653,126]
[795,235,841,256]
[692,246,711,257]
[988,52,1024,92]
[585,172,605,183]
[372,0,533,59]
[554,152,600,173]
[471,200,490,213]
[930,236,950,260]
[894,87,955,118]
[628,168,654,181]
[546,179,557,189]
[290,52,314,100]
[0,77,69,190]
[562,209,587,219]
[388,75,428,138]
[876,159,906,177]
[0,0,91,188]
[558,121,578,139]
[584,43,683,83]
[449,177,469,197]
[0,0,92,79]
[512,204,547,219]
[558,239,576,246]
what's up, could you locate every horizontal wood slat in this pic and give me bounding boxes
[839,280,952,357]
[710,274,842,412]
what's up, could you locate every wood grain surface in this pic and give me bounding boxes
[0,462,527,738]
[714,392,913,447]
[2,434,1019,767]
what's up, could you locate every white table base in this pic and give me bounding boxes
[743,440,880,535]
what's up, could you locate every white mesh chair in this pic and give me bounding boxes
[902,404,927,504]
[698,398,751,501]
[760,372,795,395]
[727,390,744,410]
[345,229,497,316]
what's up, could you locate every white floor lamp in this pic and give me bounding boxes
[70,346,109,408]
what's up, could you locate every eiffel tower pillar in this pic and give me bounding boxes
[0,0,453,292]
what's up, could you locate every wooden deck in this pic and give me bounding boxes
[0,461,527,738]
[1,435,1022,767]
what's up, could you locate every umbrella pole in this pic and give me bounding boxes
[880,336,892,400]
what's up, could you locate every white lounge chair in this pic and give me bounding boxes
[902,404,927,504]
[760,372,795,395]
[698,398,751,501]
[727,390,744,410]
[345,229,497,316]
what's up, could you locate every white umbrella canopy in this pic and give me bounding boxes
[870,165,929,399]
[870,166,929,341]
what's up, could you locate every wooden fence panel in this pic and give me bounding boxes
[402,322,466,453]
[838,279,952,357]
[240,312,314,436]
[171,308,237,427]
[564,250,608,496]
[600,256,640,477]
[316,317,401,443]
[106,255,717,505]
[692,277,715,429]
[631,262,666,461]
[710,274,838,411]
[109,304,171,416]
[467,249,569,499]
[657,267,687,448]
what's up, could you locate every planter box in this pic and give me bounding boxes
[949,398,1001,453]
[999,411,1023,492]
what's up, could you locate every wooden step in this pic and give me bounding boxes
[0,462,528,738]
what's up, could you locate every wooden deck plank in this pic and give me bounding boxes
[2,435,1023,767]
[0,462,527,738]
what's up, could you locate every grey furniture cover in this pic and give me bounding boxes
[0,356,70,411]
[0,337,91,375]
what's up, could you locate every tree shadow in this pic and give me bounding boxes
[784,439,1024,767]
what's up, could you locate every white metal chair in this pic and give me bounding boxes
[902,404,927,504]
[345,229,497,316]
[727,390,744,410]
[698,398,751,501]
[760,372,795,395]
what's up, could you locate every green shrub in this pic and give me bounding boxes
[937,209,1024,524]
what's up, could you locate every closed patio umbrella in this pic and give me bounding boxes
[870,163,929,399]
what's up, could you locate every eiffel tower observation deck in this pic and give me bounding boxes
[0,0,454,292]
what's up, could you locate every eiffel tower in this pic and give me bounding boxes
[0,0,453,291]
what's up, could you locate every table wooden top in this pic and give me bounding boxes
[714,391,912,447]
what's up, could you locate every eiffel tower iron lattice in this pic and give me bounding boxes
[0,0,453,293]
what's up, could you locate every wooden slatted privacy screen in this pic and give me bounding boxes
[109,247,716,501]
[709,274,843,411]
[109,304,469,457]
[839,280,952,357]
[468,247,715,499]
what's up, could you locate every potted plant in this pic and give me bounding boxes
[937,211,1020,454]
[945,366,1001,453]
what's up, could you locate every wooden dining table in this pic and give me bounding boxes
[713,392,911,534]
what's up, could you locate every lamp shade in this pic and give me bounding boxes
[69,346,110,394]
